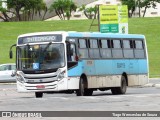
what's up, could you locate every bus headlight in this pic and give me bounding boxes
[17,74,25,83]
[58,70,66,80]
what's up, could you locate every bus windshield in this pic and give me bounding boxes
[17,43,65,71]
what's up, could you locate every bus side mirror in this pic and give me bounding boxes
[9,44,16,59]
[10,51,13,59]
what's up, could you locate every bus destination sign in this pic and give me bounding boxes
[18,35,62,44]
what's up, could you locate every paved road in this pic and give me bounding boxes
[0,79,160,119]
[0,85,160,111]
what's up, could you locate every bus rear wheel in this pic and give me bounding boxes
[76,77,93,96]
[111,75,127,95]
[35,92,43,98]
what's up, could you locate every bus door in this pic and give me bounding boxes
[66,42,78,70]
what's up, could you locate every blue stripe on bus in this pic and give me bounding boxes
[68,32,145,39]
[68,59,148,77]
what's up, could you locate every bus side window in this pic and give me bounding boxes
[99,39,112,58]
[89,39,100,58]
[112,40,123,58]
[66,42,72,61]
[66,42,77,62]
[78,39,89,59]
[134,40,145,58]
[70,44,77,61]
[123,40,134,58]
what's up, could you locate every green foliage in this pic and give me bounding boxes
[0,1,10,21]
[121,0,135,17]
[121,0,160,17]
[78,5,98,19]
[0,0,47,21]
[137,0,160,17]
[49,0,77,20]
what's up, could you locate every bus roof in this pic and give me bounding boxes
[18,31,145,40]
[68,32,145,39]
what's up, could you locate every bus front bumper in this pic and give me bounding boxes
[16,81,59,92]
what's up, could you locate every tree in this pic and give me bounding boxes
[0,1,11,22]
[139,0,160,17]
[121,0,135,17]
[0,0,48,21]
[122,0,160,17]
[78,5,98,19]
[7,0,26,21]
[23,0,48,21]
[49,0,77,20]
[64,0,77,20]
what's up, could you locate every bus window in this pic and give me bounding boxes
[79,39,87,48]
[100,39,108,48]
[123,40,130,48]
[90,39,98,48]
[123,40,134,58]
[78,39,89,59]
[99,39,112,58]
[113,40,121,48]
[135,40,143,49]
[70,44,77,61]
[67,43,78,69]
[89,39,100,58]
[134,40,145,58]
[112,40,123,58]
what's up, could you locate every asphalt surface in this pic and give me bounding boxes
[0,78,160,120]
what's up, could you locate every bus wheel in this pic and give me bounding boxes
[76,77,85,96]
[111,76,127,95]
[111,87,118,95]
[85,89,93,96]
[35,92,43,98]
[76,77,93,96]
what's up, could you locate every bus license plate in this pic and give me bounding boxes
[36,85,45,89]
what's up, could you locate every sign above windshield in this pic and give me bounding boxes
[18,35,62,44]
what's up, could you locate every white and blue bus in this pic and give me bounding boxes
[10,31,149,98]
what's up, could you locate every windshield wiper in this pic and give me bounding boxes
[43,42,52,52]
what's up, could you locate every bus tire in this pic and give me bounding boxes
[85,89,93,96]
[111,87,118,95]
[76,77,85,96]
[35,92,43,98]
[111,76,127,95]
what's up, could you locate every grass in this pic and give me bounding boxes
[0,18,160,77]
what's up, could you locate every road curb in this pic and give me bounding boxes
[144,83,155,87]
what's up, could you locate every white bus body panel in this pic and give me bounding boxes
[87,75,121,88]
[67,77,80,89]
[128,74,148,86]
